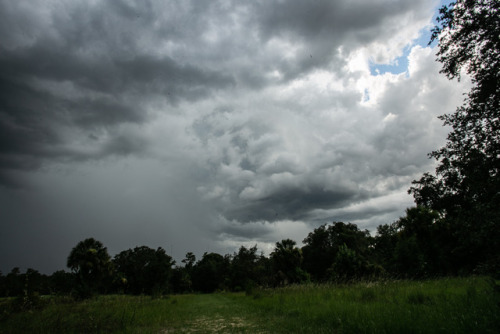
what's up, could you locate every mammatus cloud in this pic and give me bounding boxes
[0,0,470,273]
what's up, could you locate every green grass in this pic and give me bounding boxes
[243,277,500,333]
[0,277,498,333]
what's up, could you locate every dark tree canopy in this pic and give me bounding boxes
[113,246,175,295]
[182,252,196,270]
[67,238,113,295]
[229,245,260,290]
[192,252,230,293]
[302,222,371,281]
[411,0,500,274]
[270,239,308,285]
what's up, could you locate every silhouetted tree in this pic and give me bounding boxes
[113,246,175,295]
[270,239,309,285]
[67,238,113,297]
[393,235,425,277]
[170,266,192,293]
[49,270,75,295]
[302,222,371,281]
[182,252,196,271]
[302,225,334,281]
[410,0,500,275]
[397,207,453,275]
[192,252,229,293]
[5,267,23,297]
[254,254,274,288]
[0,271,5,297]
[328,244,365,282]
[373,207,454,277]
[171,252,197,293]
[23,268,49,296]
[373,222,399,272]
[229,245,264,291]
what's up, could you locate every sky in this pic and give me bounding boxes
[0,0,468,274]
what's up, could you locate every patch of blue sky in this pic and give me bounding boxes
[369,0,453,76]
[369,26,432,76]
[369,46,411,76]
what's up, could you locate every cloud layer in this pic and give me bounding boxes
[0,0,470,273]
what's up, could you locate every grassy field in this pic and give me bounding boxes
[0,277,498,333]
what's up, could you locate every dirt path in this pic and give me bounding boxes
[159,294,268,333]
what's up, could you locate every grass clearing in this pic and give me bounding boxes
[0,277,498,333]
[242,277,499,333]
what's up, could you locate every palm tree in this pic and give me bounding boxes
[67,238,113,295]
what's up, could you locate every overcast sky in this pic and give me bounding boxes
[0,0,469,274]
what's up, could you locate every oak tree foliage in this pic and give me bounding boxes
[410,0,500,273]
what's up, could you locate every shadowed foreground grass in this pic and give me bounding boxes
[0,277,498,333]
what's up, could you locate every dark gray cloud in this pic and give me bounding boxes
[0,0,471,273]
[252,0,431,79]
[0,0,236,186]
[223,186,366,223]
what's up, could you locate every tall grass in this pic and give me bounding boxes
[0,293,267,333]
[241,277,500,333]
[0,276,498,333]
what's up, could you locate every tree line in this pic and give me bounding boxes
[0,204,495,299]
[1,0,498,298]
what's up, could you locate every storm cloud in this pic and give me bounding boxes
[0,0,470,273]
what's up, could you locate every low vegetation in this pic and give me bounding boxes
[244,277,500,333]
[1,277,498,333]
